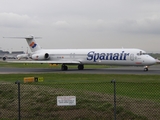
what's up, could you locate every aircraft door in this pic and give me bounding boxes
[130,54,134,61]
[70,53,75,58]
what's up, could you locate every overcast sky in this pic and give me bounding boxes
[0,0,160,52]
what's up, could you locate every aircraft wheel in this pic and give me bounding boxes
[64,66,68,70]
[61,64,68,71]
[2,57,6,61]
[78,64,84,70]
[144,68,148,71]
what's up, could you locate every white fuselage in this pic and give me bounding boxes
[32,48,156,66]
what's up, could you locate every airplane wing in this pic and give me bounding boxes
[6,60,81,64]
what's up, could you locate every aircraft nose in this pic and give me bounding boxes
[149,56,156,65]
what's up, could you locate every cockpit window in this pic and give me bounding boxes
[137,51,148,56]
[142,53,148,55]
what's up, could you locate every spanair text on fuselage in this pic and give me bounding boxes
[87,50,129,62]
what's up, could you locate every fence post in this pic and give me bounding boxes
[111,79,116,120]
[15,80,21,120]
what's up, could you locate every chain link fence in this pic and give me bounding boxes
[0,81,160,120]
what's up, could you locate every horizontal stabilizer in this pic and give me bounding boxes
[3,35,42,52]
[3,36,41,39]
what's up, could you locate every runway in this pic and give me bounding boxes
[0,65,160,74]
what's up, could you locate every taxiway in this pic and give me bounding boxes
[0,65,160,74]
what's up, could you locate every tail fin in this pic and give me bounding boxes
[3,35,41,52]
[25,35,41,52]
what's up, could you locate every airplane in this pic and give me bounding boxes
[17,48,29,60]
[17,53,29,60]
[3,35,156,71]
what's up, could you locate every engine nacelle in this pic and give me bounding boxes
[31,53,50,60]
[2,57,6,61]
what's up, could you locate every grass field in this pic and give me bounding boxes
[0,73,160,101]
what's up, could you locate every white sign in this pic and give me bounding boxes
[57,96,76,106]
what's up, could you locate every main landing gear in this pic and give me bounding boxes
[78,64,84,70]
[61,64,84,71]
[144,66,149,71]
[61,64,68,71]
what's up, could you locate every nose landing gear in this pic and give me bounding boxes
[144,66,148,71]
